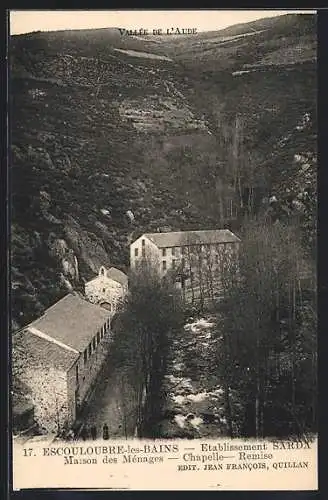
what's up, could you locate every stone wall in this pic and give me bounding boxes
[18,362,68,434]
[85,277,124,313]
[13,313,112,433]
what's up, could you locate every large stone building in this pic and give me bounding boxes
[12,293,111,434]
[85,266,128,314]
[130,229,241,302]
[130,229,240,275]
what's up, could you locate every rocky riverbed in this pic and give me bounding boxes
[158,316,229,439]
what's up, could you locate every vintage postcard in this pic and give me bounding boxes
[10,9,317,491]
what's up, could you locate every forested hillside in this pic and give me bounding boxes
[10,14,316,328]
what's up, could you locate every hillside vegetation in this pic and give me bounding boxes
[10,14,316,328]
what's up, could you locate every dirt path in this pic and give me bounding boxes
[77,359,137,440]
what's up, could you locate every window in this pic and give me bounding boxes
[100,267,105,275]
[216,254,219,264]
[76,364,79,385]
[97,331,100,344]
[84,349,88,364]
[88,343,92,356]
[172,259,176,269]
[181,258,185,268]
[162,260,167,272]
[162,248,166,257]
[134,247,138,257]
[102,288,106,293]
[171,247,175,256]
[92,337,96,350]
[142,239,145,246]
[181,246,186,255]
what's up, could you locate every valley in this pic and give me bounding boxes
[10,13,317,442]
[11,15,316,329]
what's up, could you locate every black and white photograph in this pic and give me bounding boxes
[10,9,317,490]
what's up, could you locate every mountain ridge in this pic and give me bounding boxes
[10,13,317,328]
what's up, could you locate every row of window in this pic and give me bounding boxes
[134,242,237,259]
[83,318,110,365]
[167,244,236,258]
[163,244,236,257]
[162,253,229,272]
[162,247,180,257]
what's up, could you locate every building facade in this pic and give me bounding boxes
[130,229,241,302]
[12,293,111,434]
[130,229,240,276]
[85,266,128,314]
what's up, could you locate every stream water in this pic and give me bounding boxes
[159,316,229,439]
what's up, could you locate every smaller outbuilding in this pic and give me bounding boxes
[85,266,128,314]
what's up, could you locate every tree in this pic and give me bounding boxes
[110,258,183,437]
[213,217,317,437]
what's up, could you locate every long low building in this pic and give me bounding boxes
[12,293,111,434]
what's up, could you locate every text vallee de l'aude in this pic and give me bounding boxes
[118,28,197,36]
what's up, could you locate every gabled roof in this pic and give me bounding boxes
[106,267,128,287]
[13,328,78,372]
[27,293,110,353]
[143,229,241,248]
[86,267,128,287]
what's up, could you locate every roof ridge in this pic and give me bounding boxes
[13,330,80,372]
[27,326,80,354]
[142,229,240,247]
[25,293,111,353]
[144,228,233,234]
